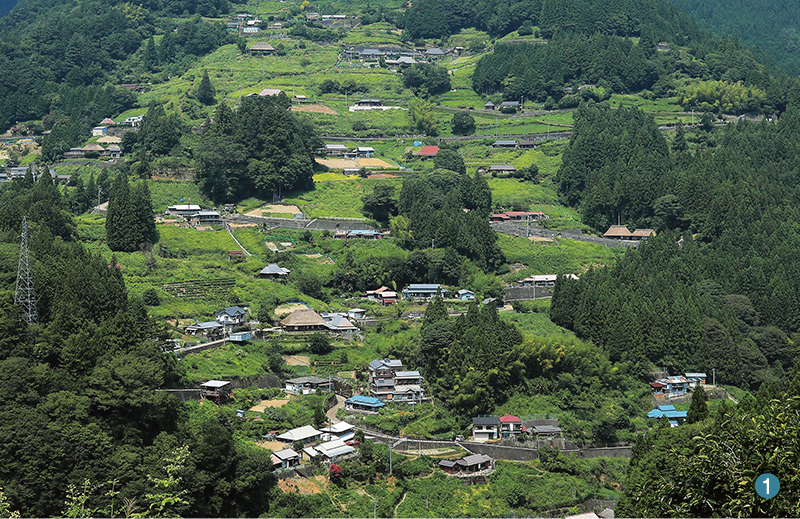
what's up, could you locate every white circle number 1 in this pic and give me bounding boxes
[756,473,779,499]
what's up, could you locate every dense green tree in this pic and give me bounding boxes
[309,333,332,354]
[361,184,398,224]
[433,149,466,174]
[105,175,154,253]
[450,111,476,135]
[686,386,708,423]
[196,70,216,105]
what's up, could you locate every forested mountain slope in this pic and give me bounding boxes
[667,0,800,76]
[550,105,800,390]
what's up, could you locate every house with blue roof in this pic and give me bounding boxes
[345,395,386,412]
[647,404,688,427]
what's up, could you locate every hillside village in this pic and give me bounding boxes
[2,0,800,515]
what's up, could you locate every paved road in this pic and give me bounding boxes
[327,394,346,423]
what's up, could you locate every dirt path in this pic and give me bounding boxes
[394,490,408,517]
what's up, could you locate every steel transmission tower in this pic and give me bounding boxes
[14,216,37,324]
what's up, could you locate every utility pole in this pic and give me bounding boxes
[14,216,37,324]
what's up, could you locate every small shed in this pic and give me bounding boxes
[200,380,232,404]
[348,308,367,320]
[229,331,253,342]
[458,289,476,301]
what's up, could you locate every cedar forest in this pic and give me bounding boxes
[1,0,800,516]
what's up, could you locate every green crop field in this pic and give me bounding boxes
[284,177,403,218]
[498,234,622,276]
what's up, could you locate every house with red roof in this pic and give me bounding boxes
[498,415,525,438]
[417,145,439,158]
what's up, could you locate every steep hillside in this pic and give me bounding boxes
[667,0,800,76]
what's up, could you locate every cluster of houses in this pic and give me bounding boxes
[184,306,250,340]
[484,101,522,113]
[344,46,450,62]
[333,229,383,240]
[647,404,687,427]
[649,372,707,398]
[267,422,359,469]
[279,308,362,334]
[1,166,61,183]
[471,414,562,442]
[603,225,656,240]
[489,210,548,222]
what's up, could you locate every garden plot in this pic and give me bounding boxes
[317,158,394,169]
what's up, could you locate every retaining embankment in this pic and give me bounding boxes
[227,214,377,232]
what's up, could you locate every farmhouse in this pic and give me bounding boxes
[499,415,525,438]
[258,263,291,279]
[488,164,516,173]
[319,422,355,442]
[322,143,350,155]
[284,375,334,395]
[631,228,656,240]
[189,210,222,226]
[249,42,275,55]
[402,284,446,300]
[492,140,518,148]
[166,204,202,215]
[271,449,300,469]
[281,309,328,332]
[458,289,476,301]
[647,404,687,427]
[366,286,397,305]
[345,395,386,412]
[346,230,383,239]
[216,306,247,325]
[519,274,579,287]
[417,145,439,158]
[184,321,224,338]
[603,225,634,239]
[472,415,500,442]
[650,376,690,398]
[355,146,375,158]
[276,425,323,445]
[306,439,358,464]
[368,358,424,403]
[324,313,359,334]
